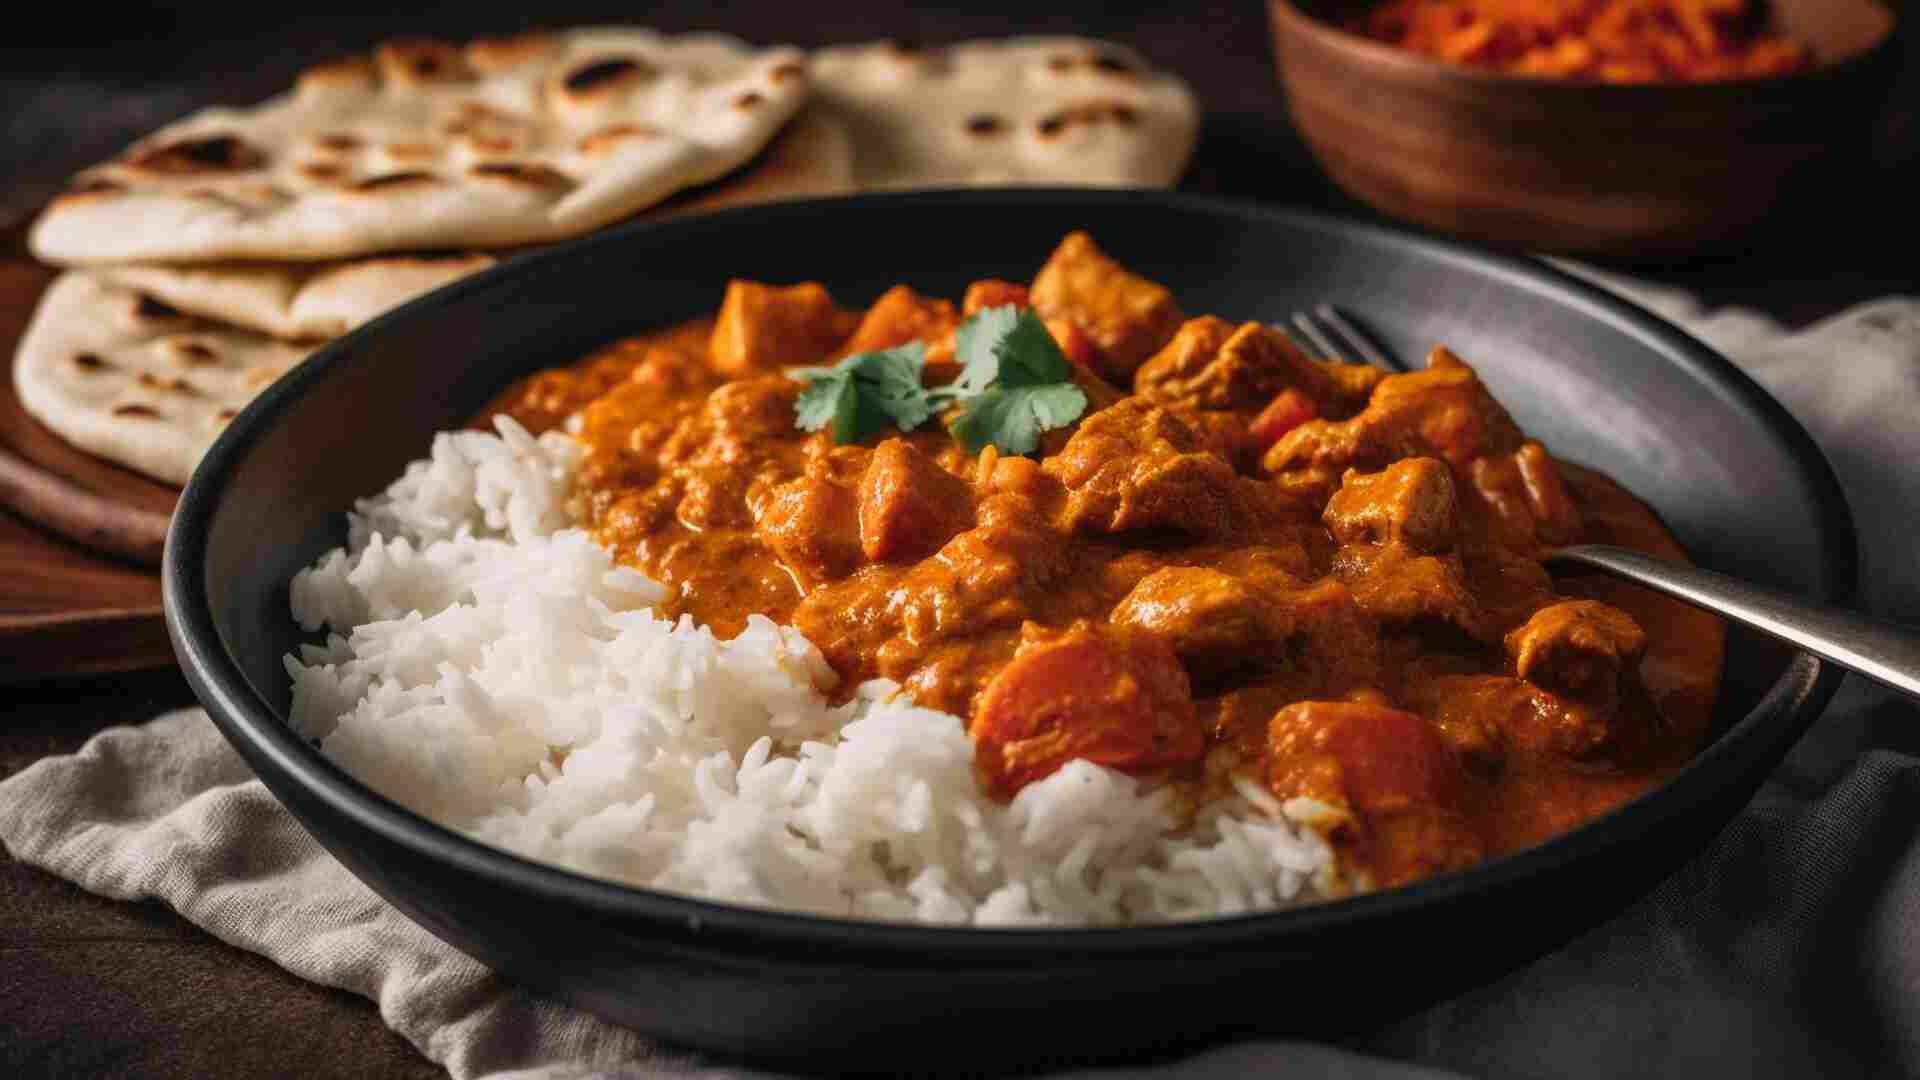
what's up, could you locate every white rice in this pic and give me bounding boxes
[286,417,1335,924]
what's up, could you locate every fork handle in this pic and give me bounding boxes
[1548,544,1920,701]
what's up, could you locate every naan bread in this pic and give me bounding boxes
[13,273,308,484]
[75,108,853,340]
[93,254,496,341]
[809,38,1198,189]
[30,29,810,265]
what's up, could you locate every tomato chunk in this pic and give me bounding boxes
[1249,388,1319,447]
[1267,701,1481,885]
[972,626,1202,797]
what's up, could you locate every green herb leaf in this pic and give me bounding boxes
[792,304,1089,453]
[948,304,1021,400]
[949,383,1089,457]
[991,307,1075,388]
[943,306,1089,455]
[793,343,933,444]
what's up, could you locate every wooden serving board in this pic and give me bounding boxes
[0,221,175,681]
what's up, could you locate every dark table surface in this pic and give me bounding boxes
[2,3,1916,1077]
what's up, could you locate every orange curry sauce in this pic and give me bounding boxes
[480,232,1724,891]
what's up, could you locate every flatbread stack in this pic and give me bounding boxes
[16,30,1197,486]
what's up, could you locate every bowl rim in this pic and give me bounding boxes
[164,186,1858,962]
[1267,0,1898,92]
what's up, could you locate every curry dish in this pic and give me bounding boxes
[482,232,1724,891]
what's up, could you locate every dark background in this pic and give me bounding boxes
[1,3,1916,1077]
[3,1,1916,316]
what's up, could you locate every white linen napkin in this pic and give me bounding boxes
[3,284,1915,1080]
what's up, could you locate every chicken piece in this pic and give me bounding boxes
[1322,458,1478,635]
[838,285,959,358]
[1029,231,1185,386]
[1323,457,1459,554]
[1393,601,1652,765]
[709,280,854,376]
[962,278,1031,315]
[1111,565,1378,688]
[972,624,1202,797]
[1042,399,1238,537]
[1248,389,1320,448]
[858,438,975,563]
[1264,347,1526,496]
[1506,600,1647,699]
[660,376,802,468]
[1266,701,1482,887]
[1332,544,1482,638]
[1468,441,1583,550]
[1130,316,1238,401]
[792,494,1071,715]
[1109,566,1289,678]
[1416,669,1650,766]
[755,475,863,591]
[1136,319,1372,415]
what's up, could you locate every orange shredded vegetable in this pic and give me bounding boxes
[1354,0,1810,82]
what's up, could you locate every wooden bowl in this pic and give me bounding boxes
[1269,0,1899,256]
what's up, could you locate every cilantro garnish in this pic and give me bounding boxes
[793,343,933,444]
[948,380,1088,457]
[942,306,1088,456]
[790,304,1088,455]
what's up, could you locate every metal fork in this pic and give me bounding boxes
[1286,303,1920,700]
[1280,303,1407,372]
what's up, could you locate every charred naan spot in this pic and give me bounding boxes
[112,403,162,419]
[217,407,240,421]
[884,38,923,56]
[467,32,552,72]
[1092,53,1138,76]
[126,134,267,175]
[770,61,804,84]
[734,91,764,110]
[450,100,514,121]
[164,340,218,366]
[457,134,518,158]
[1047,54,1077,73]
[564,57,650,95]
[139,372,198,395]
[469,162,575,191]
[312,132,363,153]
[72,353,107,372]
[377,39,467,84]
[134,294,183,321]
[1035,101,1141,139]
[298,162,346,183]
[441,102,521,135]
[382,142,440,163]
[966,114,1004,136]
[576,123,661,156]
[349,171,441,193]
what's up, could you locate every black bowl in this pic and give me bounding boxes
[164,189,1855,1072]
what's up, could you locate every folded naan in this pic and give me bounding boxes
[31,29,811,265]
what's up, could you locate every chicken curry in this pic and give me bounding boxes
[482,232,1724,891]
